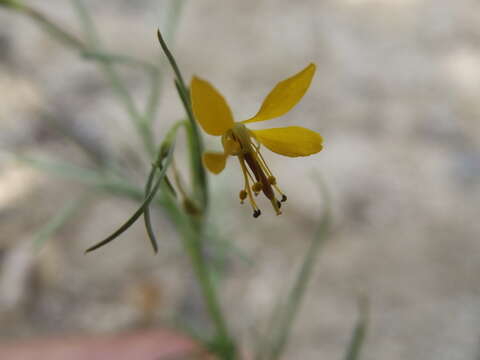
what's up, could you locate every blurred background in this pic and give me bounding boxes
[0,0,480,359]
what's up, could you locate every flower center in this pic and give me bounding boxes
[221,129,241,156]
[225,123,287,217]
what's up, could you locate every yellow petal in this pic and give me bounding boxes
[203,151,228,174]
[243,63,316,124]
[251,126,323,157]
[191,76,234,136]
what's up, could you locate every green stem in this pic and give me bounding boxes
[155,30,232,356]
[183,219,236,359]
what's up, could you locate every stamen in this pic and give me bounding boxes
[252,182,262,193]
[239,190,247,204]
[238,155,261,215]
[244,146,286,216]
[244,152,275,200]
[270,198,282,216]
[254,147,274,178]
[244,163,256,184]
[231,124,287,216]
[250,146,288,209]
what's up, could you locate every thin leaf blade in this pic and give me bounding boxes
[85,141,175,253]
[344,297,369,360]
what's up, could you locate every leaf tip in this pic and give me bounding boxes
[156,28,165,45]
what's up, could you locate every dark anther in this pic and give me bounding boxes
[281,194,287,202]
[277,200,282,209]
[253,209,261,218]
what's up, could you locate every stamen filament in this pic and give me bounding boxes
[274,185,287,201]
[244,151,282,216]
[249,144,287,207]
[238,155,261,217]
[251,146,272,178]
[251,144,282,191]
[244,163,256,184]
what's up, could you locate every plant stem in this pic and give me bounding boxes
[184,219,236,359]
[157,30,209,210]
[155,32,235,356]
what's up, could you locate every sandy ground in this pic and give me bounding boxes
[0,0,480,359]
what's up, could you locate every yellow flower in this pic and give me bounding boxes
[190,63,323,217]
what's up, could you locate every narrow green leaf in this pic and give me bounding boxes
[174,81,207,208]
[84,141,176,253]
[143,163,160,253]
[142,120,186,254]
[174,80,194,123]
[344,297,369,360]
[156,30,187,92]
[157,30,208,210]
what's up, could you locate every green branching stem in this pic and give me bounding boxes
[183,218,236,359]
